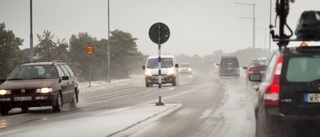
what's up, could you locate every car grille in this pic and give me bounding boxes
[11,89,36,95]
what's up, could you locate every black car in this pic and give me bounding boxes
[218,56,240,78]
[0,61,79,115]
[249,45,320,137]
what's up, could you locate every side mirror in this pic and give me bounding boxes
[249,73,262,82]
[142,65,146,70]
[242,66,248,70]
[175,64,179,68]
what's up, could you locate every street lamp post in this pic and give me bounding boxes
[30,0,33,62]
[235,2,256,50]
[107,0,111,83]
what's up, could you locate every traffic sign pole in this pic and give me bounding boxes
[148,22,170,106]
[156,24,164,106]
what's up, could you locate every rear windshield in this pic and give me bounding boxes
[221,58,238,66]
[286,57,320,82]
[147,58,173,68]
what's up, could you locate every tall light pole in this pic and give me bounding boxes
[107,0,111,82]
[235,2,256,50]
[29,0,33,62]
[269,0,272,57]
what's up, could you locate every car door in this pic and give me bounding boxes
[56,65,73,103]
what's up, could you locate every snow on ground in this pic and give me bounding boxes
[78,79,132,93]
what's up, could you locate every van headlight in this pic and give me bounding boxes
[36,88,53,94]
[145,70,152,77]
[0,90,11,95]
[167,68,175,75]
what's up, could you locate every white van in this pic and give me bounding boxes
[142,55,179,87]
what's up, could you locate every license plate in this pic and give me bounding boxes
[14,96,32,101]
[304,93,320,103]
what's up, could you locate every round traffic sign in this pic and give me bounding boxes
[149,22,170,44]
[85,45,94,55]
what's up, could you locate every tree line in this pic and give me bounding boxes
[0,23,145,81]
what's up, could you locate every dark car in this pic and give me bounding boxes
[218,56,240,78]
[0,61,79,115]
[249,45,320,137]
[244,58,269,88]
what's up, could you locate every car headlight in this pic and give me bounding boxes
[0,90,11,95]
[188,68,192,72]
[36,88,53,93]
[145,69,152,77]
[167,68,175,75]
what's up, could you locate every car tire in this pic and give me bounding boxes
[52,92,63,112]
[146,82,150,87]
[21,106,29,113]
[172,77,177,86]
[0,107,9,115]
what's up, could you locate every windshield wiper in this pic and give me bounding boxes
[29,77,47,79]
[7,78,24,80]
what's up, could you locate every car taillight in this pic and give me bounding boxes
[263,55,283,106]
[219,66,222,71]
[247,68,254,74]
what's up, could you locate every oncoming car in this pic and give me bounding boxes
[142,55,179,87]
[0,61,79,115]
[179,63,192,75]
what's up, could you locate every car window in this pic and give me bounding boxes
[147,58,173,68]
[286,57,320,82]
[56,65,66,77]
[64,65,75,77]
[221,58,238,66]
[59,65,71,77]
[7,65,58,80]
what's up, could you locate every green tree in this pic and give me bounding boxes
[0,23,24,78]
[109,29,144,79]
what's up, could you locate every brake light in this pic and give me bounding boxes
[219,66,222,71]
[247,68,254,75]
[263,55,283,106]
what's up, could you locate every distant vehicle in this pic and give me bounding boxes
[0,61,79,115]
[249,44,320,137]
[179,63,192,75]
[243,58,270,88]
[218,56,240,78]
[142,55,179,87]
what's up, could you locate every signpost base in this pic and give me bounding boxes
[155,96,165,106]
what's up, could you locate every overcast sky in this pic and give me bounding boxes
[1,0,319,57]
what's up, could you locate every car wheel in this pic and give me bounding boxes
[70,91,78,109]
[0,107,9,115]
[146,82,150,87]
[21,106,29,113]
[52,92,63,112]
[172,77,177,86]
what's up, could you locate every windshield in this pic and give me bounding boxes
[7,65,58,80]
[180,63,190,68]
[146,58,173,68]
[286,57,320,82]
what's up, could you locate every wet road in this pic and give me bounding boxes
[0,70,256,137]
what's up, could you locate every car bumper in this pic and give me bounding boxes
[265,107,320,122]
[145,75,175,84]
[0,93,58,108]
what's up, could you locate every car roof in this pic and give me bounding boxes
[147,55,175,59]
[20,61,67,66]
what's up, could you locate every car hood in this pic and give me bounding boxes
[0,79,58,90]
